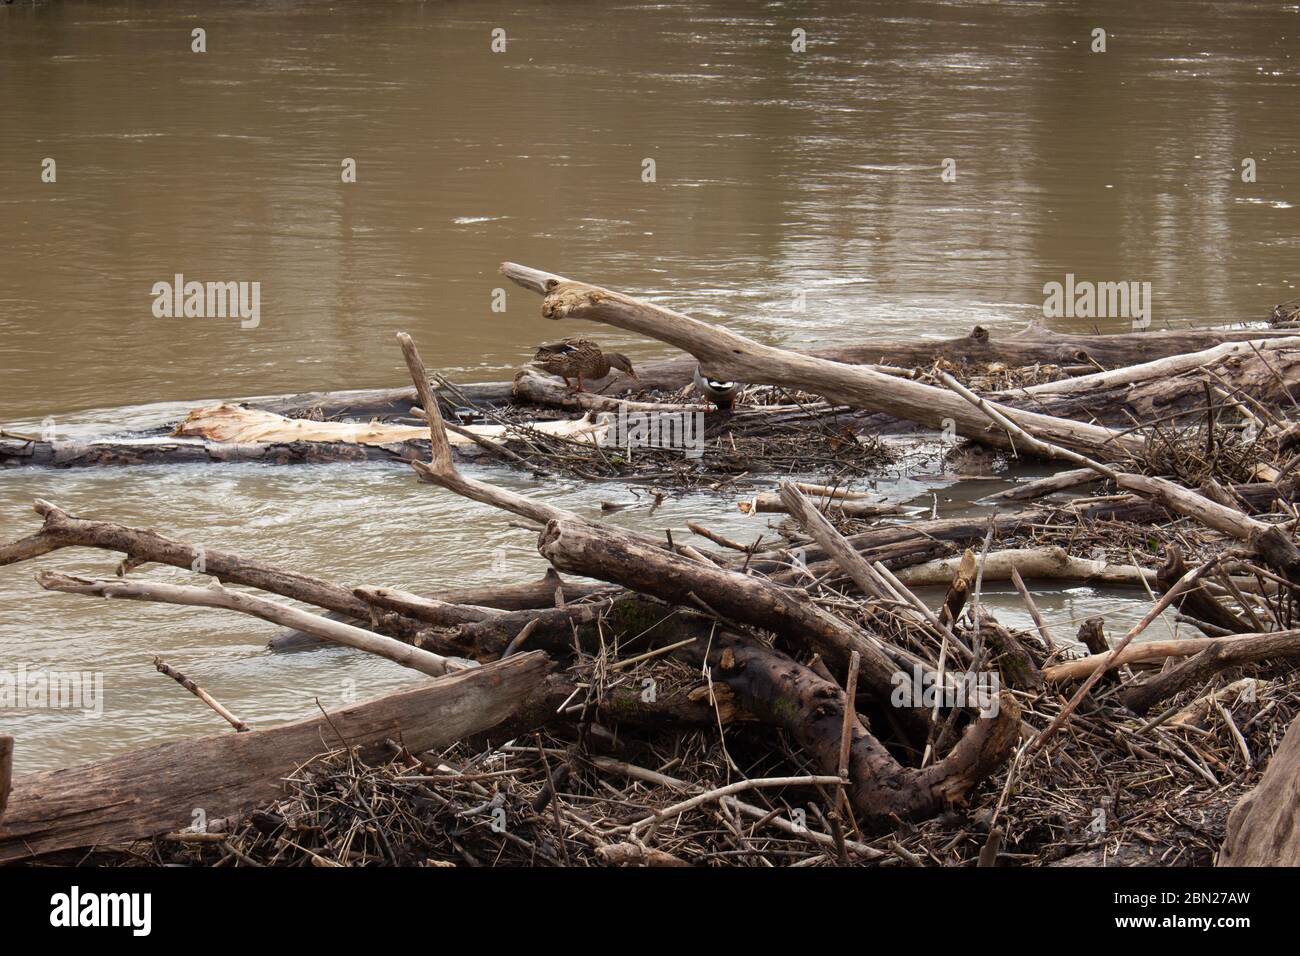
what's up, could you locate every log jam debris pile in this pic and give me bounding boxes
[3,263,1300,867]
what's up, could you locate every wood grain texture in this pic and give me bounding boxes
[1220,712,1300,866]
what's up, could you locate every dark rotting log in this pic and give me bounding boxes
[1156,547,1250,635]
[675,630,1020,831]
[978,616,1045,691]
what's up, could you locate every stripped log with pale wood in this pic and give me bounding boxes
[894,546,1154,589]
[737,492,907,519]
[1042,629,1300,684]
[0,652,551,863]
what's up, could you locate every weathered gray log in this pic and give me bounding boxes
[0,436,429,469]
[500,262,1144,461]
[1116,474,1300,585]
[270,571,613,652]
[1121,629,1300,715]
[0,499,426,640]
[493,269,1294,382]
[1003,336,1300,425]
[37,572,466,677]
[986,467,1099,502]
[0,651,551,863]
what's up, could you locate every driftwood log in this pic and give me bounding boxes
[269,570,613,652]
[1005,336,1300,425]
[1219,712,1300,866]
[499,262,1144,461]
[0,652,550,863]
[1121,629,1300,715]
[35,572,469,678]
[0,499,428,641]
[0,435,432,469]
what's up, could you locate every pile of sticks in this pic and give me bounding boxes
[3,264,1300,867]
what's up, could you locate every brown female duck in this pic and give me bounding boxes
[532,338,639,391]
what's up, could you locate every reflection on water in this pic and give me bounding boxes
[0,0,1296,770]
[2,0,1297,420]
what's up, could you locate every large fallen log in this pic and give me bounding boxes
[499,263,1144,461]
[0,651,551,863]
[1120,629,1300,715]
[0,435,427,469]
[1219,712,1300,866]
[1003,336,1300,425]
[132,322,1299,421]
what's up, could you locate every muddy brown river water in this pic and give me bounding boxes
[1,0,1297,771]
